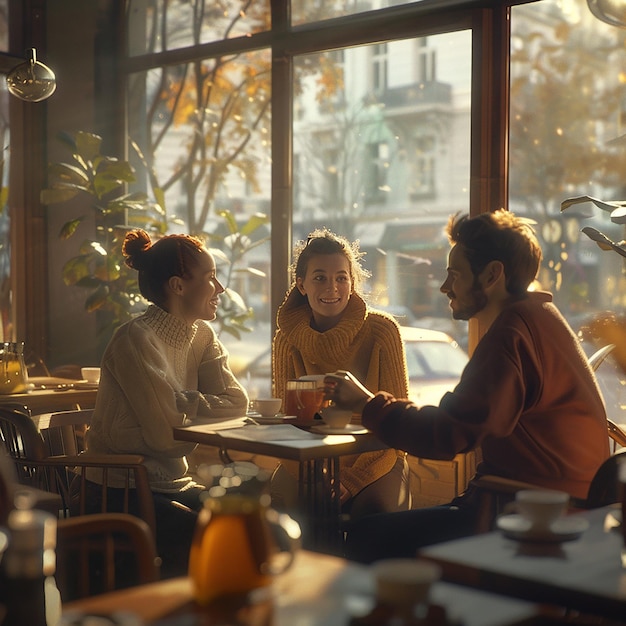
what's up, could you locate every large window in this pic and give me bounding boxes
[293,32,471,336]
[101,0,625,417]
[123,2,475,397]
[510,1,626,422]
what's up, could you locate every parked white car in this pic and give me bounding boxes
[400,326,468,406]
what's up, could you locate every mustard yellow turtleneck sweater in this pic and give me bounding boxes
[273,289,409,498]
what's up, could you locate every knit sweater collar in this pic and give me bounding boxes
[276,288,367,365]
[142,304,197,348]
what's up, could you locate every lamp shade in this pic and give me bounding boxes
[6,48,56,103]
[588,0,626,27]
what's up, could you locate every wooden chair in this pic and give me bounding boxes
[471,450,626,533]
[56,512,160,601]
[0,406,157,538]
[586,343,626,451]
[32,408,94,456]
[607,418,626,450]
[588,343,616,371]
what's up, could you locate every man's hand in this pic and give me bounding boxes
[323,370,374,414]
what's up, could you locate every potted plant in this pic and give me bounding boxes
[41,130,269,343]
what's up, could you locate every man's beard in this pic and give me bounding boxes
[450,278,487,320]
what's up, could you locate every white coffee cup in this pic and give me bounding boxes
[320,406,352,429]
[254,397,282,417]
[80,367,101,384]
[507,489,569,531]
[373,558,441,609]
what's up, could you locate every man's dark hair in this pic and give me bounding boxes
[446,210,542,295]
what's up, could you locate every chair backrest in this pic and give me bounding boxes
[584,450,626,509]
[0,405,48,463]
[23,454,157,539]
[32,408,93,456]
[56,512,160,601]
[0,406,157,539]
[585,345,626,452]
[607,418,626,451]
[588,343,616,372]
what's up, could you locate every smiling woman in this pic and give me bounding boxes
[272,229,411,519]
[80,228,248,577]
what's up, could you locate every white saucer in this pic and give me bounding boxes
[247,414,297,425]
[74,380,99,389]
[496,514,589,543]
[310,424,369,435]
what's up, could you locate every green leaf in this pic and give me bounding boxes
[210,247,231,265]
[58,218,85,240]
[241,236,271,253]
[217,209,239,235]
[75,276,104,288]
[41,187,82,206]
[224,288,247,312]
[99,159,136,182]
[89,241,108,256]
[93,177,122,199]
[85,284,110,313]
[75,131,103,163]
[240,212,269,236]
[47,162,90,186]
[154,187,166,214]
[62,256,91,286]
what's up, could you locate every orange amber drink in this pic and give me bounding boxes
[189,494,275,605]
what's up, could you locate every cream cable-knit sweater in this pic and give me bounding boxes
[273,290,409,497]
[85,305,248,492]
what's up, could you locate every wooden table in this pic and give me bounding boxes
[0,386,97,413]
[173,420,389,553]
[62,550,544,626]
[419,505,626,621]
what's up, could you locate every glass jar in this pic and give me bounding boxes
[0,341,29,394]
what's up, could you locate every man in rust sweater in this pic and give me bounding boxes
[326,210,610,562]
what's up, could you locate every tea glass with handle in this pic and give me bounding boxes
[284,378,327,424]
[188,490,301,605]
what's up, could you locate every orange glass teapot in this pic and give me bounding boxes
[189,463,301,606]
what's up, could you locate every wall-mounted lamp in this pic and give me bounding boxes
[6,48,56,103]
[588,0,626,27]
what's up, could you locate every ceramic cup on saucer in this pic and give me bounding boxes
[254,397,283,417]
[80,367,101,384]
[319,406,352,429]
[505,489,569,532]
[372,558,441,615]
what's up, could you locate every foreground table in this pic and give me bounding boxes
[63,550,544,626]
[420,505,626,621]
[174,420,388,553]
